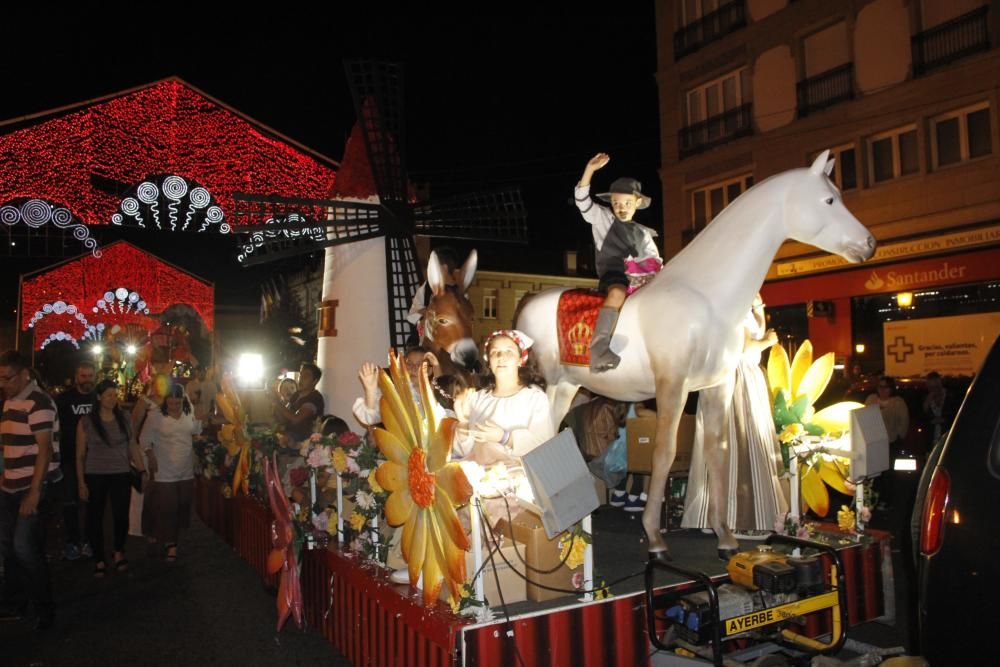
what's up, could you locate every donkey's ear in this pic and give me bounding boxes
[427,251,445,296]
[457,249,478,292]
[810,150,831,175]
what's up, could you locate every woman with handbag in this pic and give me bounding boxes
[76,380,146,576]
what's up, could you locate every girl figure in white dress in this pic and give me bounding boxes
[683,294,789,537]
[453,329,554,466]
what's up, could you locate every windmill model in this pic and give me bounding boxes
[230,61,527,419]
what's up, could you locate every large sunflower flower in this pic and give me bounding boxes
[374,349,473,607]
[216,374,251,496]
[767,340,862,515]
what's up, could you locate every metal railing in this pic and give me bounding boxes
[674,0,747,60]
[678,103,753,158]
[912,6,990,76]
[797,62,854,117]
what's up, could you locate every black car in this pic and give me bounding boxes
[914,333,1000,663]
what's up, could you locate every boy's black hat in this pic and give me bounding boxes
[596,177,652,209]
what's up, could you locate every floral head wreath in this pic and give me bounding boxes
[483,329,534,367]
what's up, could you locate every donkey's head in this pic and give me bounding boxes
[784,151,876,264]
[424,249,479,372]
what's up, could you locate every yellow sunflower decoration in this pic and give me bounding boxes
[767,340,862,516]
[216,374,251,496]
[373,349,473,607]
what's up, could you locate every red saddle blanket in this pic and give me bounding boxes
[557,289,605,366]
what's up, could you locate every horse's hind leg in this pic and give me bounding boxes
[642,377,685,558]
[699,380,739,557]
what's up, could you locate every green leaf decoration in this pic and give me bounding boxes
[804,422,825,436]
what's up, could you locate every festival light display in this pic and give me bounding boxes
[21,241,214,350]
[1,197,100,256]
[0,79,336,229]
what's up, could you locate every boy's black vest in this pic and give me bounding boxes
[596,218,656,277]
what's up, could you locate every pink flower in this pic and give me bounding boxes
[312,511,329,533]
[796,525,810,539]
[345,456,361,475]
[571,571,584,590]
[289,466,308,488]
[307,446,331,469]
[774,513,789,535]
[310,433,323,443]
[860,506,872,522]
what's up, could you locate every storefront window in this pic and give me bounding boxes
[851,280,1000,374]
[763,303,809,364]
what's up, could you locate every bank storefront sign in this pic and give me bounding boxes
[884,312,1000,376]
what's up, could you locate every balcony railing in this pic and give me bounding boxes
[912,6,990,76]
[678,103,753,159]
[797,62,854,117]
[674,0,747,60]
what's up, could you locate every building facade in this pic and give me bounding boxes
[467,270,598,345]
[655,0,1000,374]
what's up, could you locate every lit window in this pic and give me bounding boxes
[811,144,857,191]
[931,102,992,169]
[482,289,497,319]
[867,125,918,184]
[684,67,750,127]
[689,173,753,229]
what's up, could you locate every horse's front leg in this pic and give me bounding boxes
[547,380,580,431]
[642,378,685,559]
[699,379,739,559]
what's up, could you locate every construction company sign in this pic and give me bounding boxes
[776,223,1000,277]
[884,313,1000,376]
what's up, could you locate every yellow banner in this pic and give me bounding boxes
[884,313,1000,376]
[724,591,839,636]
[776,224,1000,277]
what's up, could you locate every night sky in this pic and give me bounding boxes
[1,5,661,332]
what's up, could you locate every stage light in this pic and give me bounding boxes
[237,353,264,384]
[855,343,866,354]
[126,344,137,355]
[93,345,103,355]
[896,292,913,308]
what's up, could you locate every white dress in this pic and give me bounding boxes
[682,312,788,531]
[452,385,554,466]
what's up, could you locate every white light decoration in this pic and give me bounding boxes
[92,345,103,355]
[238,212,325,264]
[82,324,106,341]
[92,288,150,315]
[29,302,88,328]
[0,198,101,257]
[236,353,264,385]
[112,175,228,233]
[40,332,80,350]
[126,344,137,355]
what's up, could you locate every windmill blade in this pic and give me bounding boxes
[384,233,423,347]
[344,60,409,205]
[230,192,385,265]
[412,187,528,243]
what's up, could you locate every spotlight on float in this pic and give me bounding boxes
[855,343,866,354]
[237,353,264,387]
[126,345,137,355]
[896,292,913,308]
[92,345,103,356]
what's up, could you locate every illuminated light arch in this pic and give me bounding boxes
[112,174,229,234]
[40,332,80,350]
[28,301,89,329]
[0,198,100,257]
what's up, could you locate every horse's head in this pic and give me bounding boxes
[784,151,876,264]
[423,249,480,373]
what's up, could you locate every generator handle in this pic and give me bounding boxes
[644,560,724,667]
[765,533,849,654]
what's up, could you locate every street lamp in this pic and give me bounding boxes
[855,343,866,354]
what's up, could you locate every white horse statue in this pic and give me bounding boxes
[516,151,876,560]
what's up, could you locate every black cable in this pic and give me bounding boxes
[476,500,646,596]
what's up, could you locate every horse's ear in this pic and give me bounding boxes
[457,249,478,292]
[823,158,835,177]
[810,150,831,175]
[427,251,445,296]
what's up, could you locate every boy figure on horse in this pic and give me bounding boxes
[575,153,661,372]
